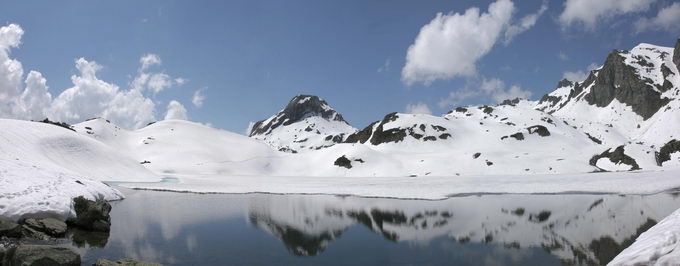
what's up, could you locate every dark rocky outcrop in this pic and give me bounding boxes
[249,95,350,136]
[673,39,680,72]
[0,220,22,238]
[589,146,641,171]
[23,218,67,237]
[66,196,112,232]
[93,258,163,266]
[499,98,522,106]
[334,155,352,169]
[344,122,377,144]
[3,244,80,266]
[582,51,670,120]
[657,139,680,166]
[527,125,550,137]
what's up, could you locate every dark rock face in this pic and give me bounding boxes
[345,121,377,144]
[527,125,550,137]
[23,218,67,237]
[4,244,80,266]
[499,98,521,106]
[674,39,680,72]
[345,113,451,145]
[657,139,680,166]
[0,220,22,238]
[589,146,641,171]
[249,95,350,136]
[66,196,112,232]
[93,258,163,266]
[473,153,481,159]
[454,107,468,113]
[582,51,670,120]
[334,155,352,169]
[368,113,407,145]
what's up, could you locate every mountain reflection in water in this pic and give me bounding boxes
[63,188,680,266]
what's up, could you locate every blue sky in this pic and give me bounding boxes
[1,0,679,132]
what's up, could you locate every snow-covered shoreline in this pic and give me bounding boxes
[116,169,680,200]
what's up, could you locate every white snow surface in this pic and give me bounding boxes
[610,207,680,265]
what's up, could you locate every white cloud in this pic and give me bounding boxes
[401,0,546,85]
[0,24,190,129]
[559,0,655,30]
[480,78,532,103]
[377,58,391,73]
[140,53,161,71]
[405,103,433,115]
[562,63,598,82]
[634,2,680,33]
[558,52,569,61]
[503,1,548,44]
[131,54,183,94]
[0,24,25,115]
[19,71,52,121]
[192,88,206,108]
[438,77,532,109]
[50,58,157,129]
[164,100,188,120]
[438,87,479,108]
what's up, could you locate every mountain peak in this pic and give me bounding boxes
[249,95,348,137]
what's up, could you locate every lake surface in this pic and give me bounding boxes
[56,188,680,265]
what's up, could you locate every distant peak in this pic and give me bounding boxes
[249,94,349,136]
[556,78,574,89]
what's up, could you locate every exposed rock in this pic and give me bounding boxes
[334,155,352,169]
[66,196,112,232]
[499,98,522,106]
[674,39,680,72]
[454,107,467,113]
[249,95,350,136]
[23,218,67,237]
[4,244,80,266]
[481,106,494,114]
[589,146,641,171]
[583,50,670,120]
[473,153,481,159]
[344,121,377,144]
[585,133,602,144]
[526,125,550,137]
[93,258,163,266]
[423,136,436,141]
[438,133,451,140]
[0,220,22,238]
[657,139,680,166]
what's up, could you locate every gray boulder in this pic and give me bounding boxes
[4,244,80,266]
[93,258,163,266]
[66,196,112,232]
[23,218,67,237]
[0,219,22,238]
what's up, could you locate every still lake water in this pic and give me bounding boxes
[57,187,680,265]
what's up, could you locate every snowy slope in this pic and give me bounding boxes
[248,95,356,153]
[0,119,158,220]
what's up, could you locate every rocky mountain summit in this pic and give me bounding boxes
[249,95,357,153]
[250,39,680,174]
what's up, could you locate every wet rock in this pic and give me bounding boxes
[23,218,67,237]
[5,244,80,266]
[93,258,163,266]
[334,155,352,169]
[0,220,22,238]
[66,196,112,232]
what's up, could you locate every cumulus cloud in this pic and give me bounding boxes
[401,0,547,85]
[559,0,655,30]
[405,103,433,115]
[562,63,599,82]
[132,53,184,94]
[634,2,680,33]
[49,58,157,129]
[164,100,188,120]
[192,88,206,108]
[0,23,192,129]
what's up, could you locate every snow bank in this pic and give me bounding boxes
[609,207,680,265]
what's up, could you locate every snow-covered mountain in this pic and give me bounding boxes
[249,95,357,153]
